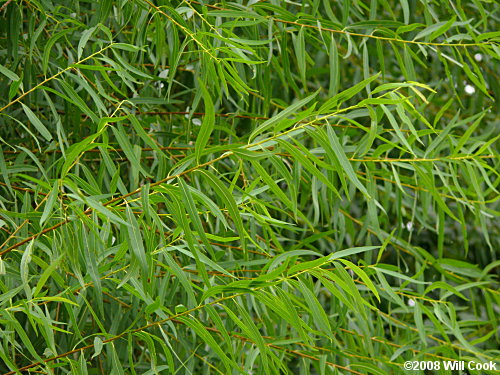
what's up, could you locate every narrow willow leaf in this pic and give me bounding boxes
[297,279,334,339]
[269,249,321,271]
[251,160,296,214]
[319,73,380,113]
[452,111,486,155]
[177,315,238,374]
[424,281,468,301]
[85,197,130,227]
[0,146,13,195]
[3,311,45,364]
[8,72,23,101]
[197,170,246,248]
[413,301,427,346]
[111,125,151,177]
[374,266,430,285]
[178,178,216,258]
[295,27,306,84]
[58,80,100,123]
[313,269,356,311]
[42,28,74,73]
[40,179,59,225]
[249,91,318,142]
[20,240,34,300]
[0,63,20,81]
[129,115,165,155]
[33,257,61,298]
[77,26,98,60]
[277,139,341,198]
[400,0,409,24]
[126,205,148,278]
[21,103,52,141]
[112,43,144,52]
[164,194,210,285]
[380,104,415,155]
[329,37,340,97]
[338,259,380,302]
[326,126,371,198]
[162,253,197,309]
[429,17,457,41]
[287,246,378,274]
[414,17,456,41]
[195,79,215,162]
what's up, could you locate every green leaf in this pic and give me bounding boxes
[177,315,238,374]
[277,139,341,198]
[111,125,151,177]
[33,257,62,298]
[85,197,130,227]
[112,43,145,52]
[338,259,380,302]
[21,103,52,141]
[42,28,74,74]
[126,205,148,278]
[195,79,215,162]
[40,179,59,225]
[297,279,333,339]
[0,63,20,81]
[326,126,371,198]
[319,73,380,113]
[77,26,98,59]
[197,170,246,248]
[249,91,318,142]
[90,336,104,358]
[373,266,430,285]
[178,178,216,258]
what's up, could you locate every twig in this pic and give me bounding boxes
[0,0,13,13]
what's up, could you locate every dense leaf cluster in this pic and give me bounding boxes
[0,0,498,374]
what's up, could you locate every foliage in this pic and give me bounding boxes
[0,0,499,373]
